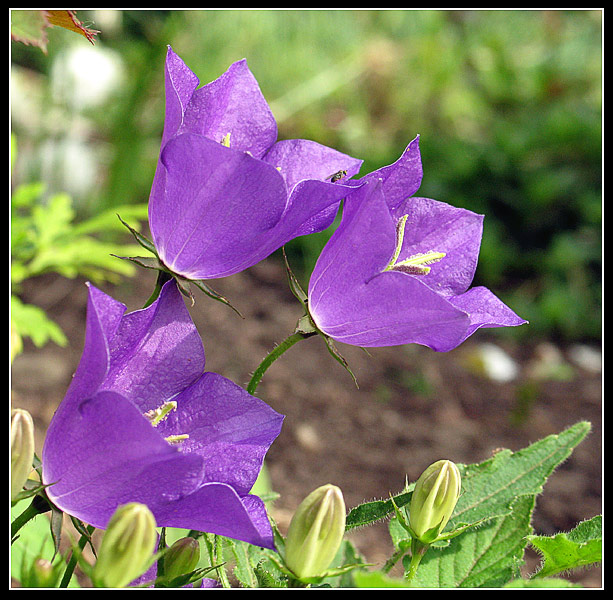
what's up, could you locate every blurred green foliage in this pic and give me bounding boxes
[11,10,601,343]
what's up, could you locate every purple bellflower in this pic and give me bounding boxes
[147,46,363,281]
[42,280,284,549]
[307,137,527,352]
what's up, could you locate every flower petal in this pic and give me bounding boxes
[149,133,288,279]
[309,180,471,350]
[391,196,484,297]
[156,372,284,496]
[348,136,423,210]
[161,46,200,149]
[262,138,362,191]
[43,390,206,530]
[154,483,276,549]
[449,285,528,339]
[180,56,277,159]
[100,280,205,415]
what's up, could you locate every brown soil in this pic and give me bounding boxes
[11,260,602,588]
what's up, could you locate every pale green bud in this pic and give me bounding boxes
[284,484,346,581]
[92,503,157,588]
[163,537,200,582]
[11,408,35,501]
[30,558,62,587]
[409,460,461,543]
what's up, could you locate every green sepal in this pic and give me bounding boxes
[111,255,165,271]
[116,214,158,256]
[317,332,359,389]
[191,279,244,317]
[282,247,308,308]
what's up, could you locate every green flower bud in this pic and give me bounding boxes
[30,558,62,587]
[92,503,157,588]
[284,484,346,581]
[11,408,35,501]
[409,459,461,543]
[163,537,200,582]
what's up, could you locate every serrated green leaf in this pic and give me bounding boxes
[406,494,535,588]
[229,539,259,588]
[504,577,582,588]
[448,421,591,532]
[387,422,592,588]
[527,515,602,579]
[346,490,412,531]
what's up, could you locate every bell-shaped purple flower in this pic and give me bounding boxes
[148,47,363,280]
[42,280,284,549]
[307,137,527,351]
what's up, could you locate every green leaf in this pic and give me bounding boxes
[353,570,412,588]
[387,422,591,588]
[345,490,412,531]
[405,494,536,588]
[321,539,368,587]
[527,515,602,579]
[448,421,591,532]
[11,295,68,350]
[504,577,582,588]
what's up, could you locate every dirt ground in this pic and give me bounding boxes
[11,259,602,588]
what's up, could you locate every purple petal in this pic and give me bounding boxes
[43,390,206,529]
[308,180,471,350]
[347,136,423,210]
[149,133,360,279]
[99,280,205,415]
[391,196,484,297]
[154,485,275,549]
[42,281,284,547]
[262,139,362,190]
[161,46,200,150]
[179,55,277,159]
[156,372,284,495]
[149,133,288,279]
[449,285,528,337]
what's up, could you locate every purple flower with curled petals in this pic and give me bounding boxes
[147,46,363,281]
[42,280,284,549]
[307,137,527,352]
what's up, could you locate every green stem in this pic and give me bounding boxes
[247,331,313,395]
[214,535,231,589]
[11,494,51,540]
[405,539,429,585]
[60,524,96,588]
[142,270,172,309]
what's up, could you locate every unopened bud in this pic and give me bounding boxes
[92,503,157,588]
[31,558,61,587]
[284,484,346,581]
[11,408,35,501]
[163,537,200,581]
[409,460,461,543]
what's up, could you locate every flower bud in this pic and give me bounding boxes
[92,503,157,588]
[30,558,62,587]
[284,484,346,581]
[409,459,461,543]
[163,537,200,582]
[11,408,35,501]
